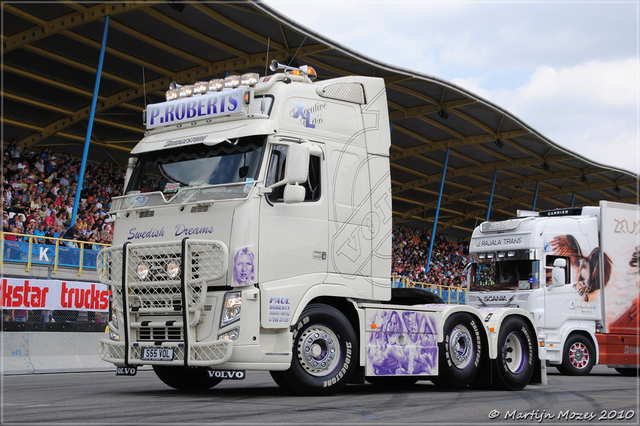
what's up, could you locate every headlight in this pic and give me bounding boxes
[221,291,242,328]
[166,260,181,279]
[218,327,239,341]
[109,327,120,341]
[136,262,150,280]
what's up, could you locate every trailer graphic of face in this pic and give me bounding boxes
[366,310,437,376]
[233,246,255,286]
[550,235,612,302]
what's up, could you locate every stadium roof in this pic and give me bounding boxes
[3,1,638,240]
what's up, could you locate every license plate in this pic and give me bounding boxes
[141,347,174,361]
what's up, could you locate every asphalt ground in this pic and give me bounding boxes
[2,365,638,425]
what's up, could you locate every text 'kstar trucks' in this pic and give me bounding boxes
[98,62,544,394]
[466,201,639,376]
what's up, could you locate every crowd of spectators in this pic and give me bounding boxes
[392,226,470,288]
[2,139,126,248]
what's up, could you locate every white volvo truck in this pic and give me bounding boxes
[466,201,639,376]
[97,62,544,394]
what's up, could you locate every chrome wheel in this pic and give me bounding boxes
[449,324,473,369]
[297,325,340,377]
[568,341,589,369]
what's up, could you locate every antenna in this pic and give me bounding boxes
[262,37,270,113]
[288,36,307,67]
[142,66,147,108]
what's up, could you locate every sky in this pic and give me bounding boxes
[263,0,640,175]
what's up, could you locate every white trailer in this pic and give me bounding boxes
[97,62,544,394]
[467,201,639,376]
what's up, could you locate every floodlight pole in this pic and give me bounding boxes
[426,148,449,274]
[486,169,498,222]
[532,181,540,211]
[570,192,575,207]
[71,15,110,227]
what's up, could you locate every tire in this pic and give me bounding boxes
[493,316,536,390]
[365,376,419,387]
[152,365,222,391]
[272,304,358,396]
[433,313,482,388]
[559,334,595,376]
[615,368,639,376]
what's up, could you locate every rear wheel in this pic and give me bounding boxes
[558,334,595,376]
[271,304,358,396]
[493,316,536,390]
[152,365,222,391]
[431,313,481,388]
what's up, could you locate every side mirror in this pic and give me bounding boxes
[284,143,310,184]
[551,258,566,287]
[283,184,306,204]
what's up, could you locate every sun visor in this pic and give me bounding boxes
[131,119,278,155]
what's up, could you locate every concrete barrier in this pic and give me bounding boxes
[2,332,115,375]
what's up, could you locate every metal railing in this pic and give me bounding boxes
[1,232,111,276]
[392,276,468,304]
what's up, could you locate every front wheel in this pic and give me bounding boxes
[493,316,536,390]
[271,304,358,396]
[152,365,222,391]
[558,334,595,376]
[432,313,482,388]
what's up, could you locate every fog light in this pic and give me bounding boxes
[136,262,150,280]
[218,327,239,341]
[166,260,181,279]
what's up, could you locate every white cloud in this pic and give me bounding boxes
[263,1,639,175]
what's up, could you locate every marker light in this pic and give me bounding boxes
[166,89,179,101]
[208,79,224,92]
[240,73,259,86]
[193,81,208,95]
[224,75,241,89]
[178,85,194,98]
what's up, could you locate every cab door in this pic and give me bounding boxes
[258,141,328,283]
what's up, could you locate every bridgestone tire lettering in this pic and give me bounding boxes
[153,365,222,391]
[493,316,536,390]
[269,304,358,396]
[431,313,482,389]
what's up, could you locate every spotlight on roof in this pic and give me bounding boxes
[494,138,504,148]
[437,109,449,120]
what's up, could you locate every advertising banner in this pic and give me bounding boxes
[2,278,109,312]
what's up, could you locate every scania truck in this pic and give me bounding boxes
[97,61,544,394]
[466,201,638,376]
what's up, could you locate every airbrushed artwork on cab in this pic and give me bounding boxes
[366,309,438,376]
[550,235,612,302]
[232,245,255,286]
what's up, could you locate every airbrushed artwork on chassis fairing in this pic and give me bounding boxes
[366,309,438,376]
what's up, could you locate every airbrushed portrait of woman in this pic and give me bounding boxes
[233,247,255,286]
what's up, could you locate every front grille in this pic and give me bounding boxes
[138,326,183,341]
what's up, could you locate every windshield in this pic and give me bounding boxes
[127,136,265,194]
[469,259,540,291]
